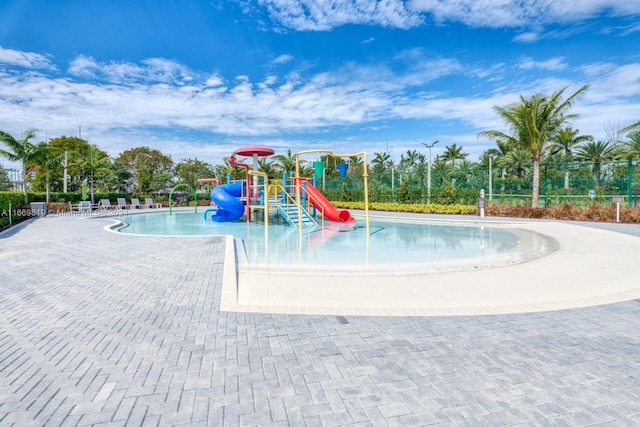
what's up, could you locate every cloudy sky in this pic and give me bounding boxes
[1,0,639,169]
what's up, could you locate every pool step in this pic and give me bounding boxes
[277,202,317,227]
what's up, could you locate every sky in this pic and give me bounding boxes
[1,0,640,170]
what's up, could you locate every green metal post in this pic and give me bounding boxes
[628,158,633,207]
[169,184,198,215]
[544,165,548,206]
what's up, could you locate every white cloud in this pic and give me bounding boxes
[271,54,294,64]
[1,48,639,164]
[253,0,640,31]
[513,32,540,43]
[517,56,567,71]
[409,0,640,29]
[0,46,55,70]
[257,0,423,30]
[68,55,195,84]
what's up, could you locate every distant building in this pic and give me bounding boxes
[7,168,25,192]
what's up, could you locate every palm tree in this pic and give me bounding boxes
[575,140,619,188]
[502,149,532,178]
[621,132,640,159]
[430,155,452,185]
[0,128,40,204]
[347,155,364,175]
[550,127,592,189]
[72,145,113,203]
[399,149,421,172]
[31,142,63,203]
[478,84,589,207]
[257,157,277,179]
[273,149,298,175]
[441,143,468,166]
[621,121,640,134]
[214,156,247,181]
[370,151,393,174]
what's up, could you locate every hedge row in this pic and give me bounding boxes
[333,201,477,215]
[0,192,30,228]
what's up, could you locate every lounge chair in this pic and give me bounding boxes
[117,198,129,209]
[99,199,116,210]
[130,198,142,209]
[144,198,161,208]
[71,200,93,214]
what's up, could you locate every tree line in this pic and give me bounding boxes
[2,84,639,207]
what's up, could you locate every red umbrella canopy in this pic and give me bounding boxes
[234,145,274,157]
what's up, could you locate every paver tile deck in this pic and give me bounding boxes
[1,214,640,426]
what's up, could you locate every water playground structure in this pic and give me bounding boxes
[201,146,370,231]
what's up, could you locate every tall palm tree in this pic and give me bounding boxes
[478,84,589,207]
[72,145,113,203]
[0,128,40,204]
[371,152,393,174]
[482,139,512,182]
[441,143,468,166]
[31,142,63,203]
[550,127,592,189]
[399,149,421,172]
[575,140,619,188]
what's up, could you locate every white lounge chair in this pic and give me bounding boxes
[144,198,161,208]
[117,198,129,209]
[72,200,93,214]
[130,198,142,209]
[99,199,116,210]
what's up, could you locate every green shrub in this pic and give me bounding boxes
[333,201,476,215]
[0,192,32,229]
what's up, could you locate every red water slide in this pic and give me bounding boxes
[297,181,354,223]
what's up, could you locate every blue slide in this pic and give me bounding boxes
[210,183,245,222]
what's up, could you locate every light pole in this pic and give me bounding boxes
[63,148,69,193]
[421,140,439,204]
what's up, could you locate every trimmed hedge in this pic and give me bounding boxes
[0,192,31,229]
[333,201,477,215]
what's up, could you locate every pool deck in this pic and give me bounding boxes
[1,212,640,425]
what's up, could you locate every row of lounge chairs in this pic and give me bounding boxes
[70,198,161,212]
[99,198,162,210]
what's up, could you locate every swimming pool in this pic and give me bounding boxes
[111,211,557,273]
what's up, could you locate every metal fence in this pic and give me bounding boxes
[319,159,640,207]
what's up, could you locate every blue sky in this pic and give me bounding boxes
[1,0,639,169]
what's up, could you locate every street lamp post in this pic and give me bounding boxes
[421,140,439,204]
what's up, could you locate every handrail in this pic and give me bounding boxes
[296,181,325,228]
[274,184,318,228]
[293,149,368,233]
[169,183,198,215]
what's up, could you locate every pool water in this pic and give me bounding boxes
[111,212,556,273]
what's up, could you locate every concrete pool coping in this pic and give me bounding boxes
[98,207,640,317]
[218,212,640,317]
